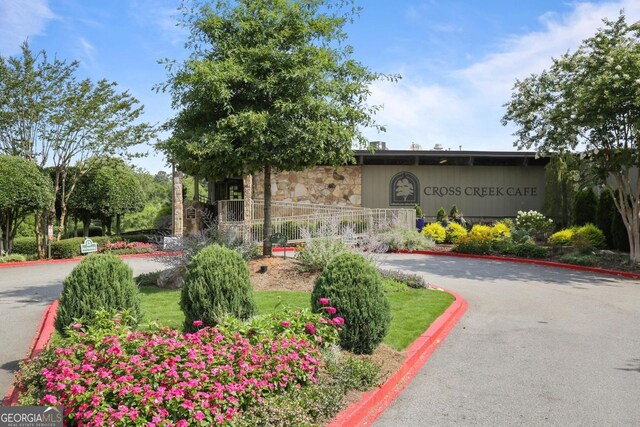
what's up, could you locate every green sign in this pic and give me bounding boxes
[80,238,98,254]
[269,233,288,246]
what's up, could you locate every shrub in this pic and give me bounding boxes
[560,251,599,266]
[596,190,616,248]
[445,222,467,243]
[510,228,532,244]
[611,210,630,252]
[453,235,493,255]
[510,241,548,258]
[98,241,157,255]
[378,269,427,289]
[381,277,409,293]
[11,237,37,255]
[54,254,141,334]
[135,271,161,287]
[572,189,597,226]
[379,227,434,251]
[449,205,459,219]
[312,253,391,354]
[296,236,349,272]
[436,207,447,222]
[492,221,512,238]
[469,224,493,240]
[549,229,575,246]
[515,210,553,237]
[572,224,605,249]
[180,244,257,332]
[421,222,446,243]
[0,254,26,263]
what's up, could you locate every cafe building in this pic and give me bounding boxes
[207,148,549,223]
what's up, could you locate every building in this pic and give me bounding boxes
[246,150,548,221]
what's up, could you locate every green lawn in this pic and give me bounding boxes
[139,287,454,351]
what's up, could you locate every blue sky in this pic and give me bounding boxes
[1,0,639,173]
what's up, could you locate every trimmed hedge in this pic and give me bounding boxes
[11,237,37,255]
[180,244,257,332]
[312,253,391,355]
[54,254,141,334]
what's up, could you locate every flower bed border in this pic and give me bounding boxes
[393,249,640,280]
[0,252,180,269]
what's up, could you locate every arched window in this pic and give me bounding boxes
[390,172,420,205]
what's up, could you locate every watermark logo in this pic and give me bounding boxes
[0,406,63,427]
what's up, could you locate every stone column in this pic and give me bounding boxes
[172,166,184,237]
[243,173,253,242]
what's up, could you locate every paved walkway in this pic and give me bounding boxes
[374,254,640,427]
[0,258,166,398]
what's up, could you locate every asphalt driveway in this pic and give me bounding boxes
[0,258,166,398]
[374,254,640,427]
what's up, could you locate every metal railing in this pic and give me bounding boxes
[217,199,415,243]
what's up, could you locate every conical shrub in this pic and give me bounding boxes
[55,254,141,334]
[312,252,391,354]
[180,244,256,332]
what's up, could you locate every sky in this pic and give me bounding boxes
[1,0,640,174]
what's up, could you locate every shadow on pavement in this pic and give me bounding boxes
[381,255,630,287]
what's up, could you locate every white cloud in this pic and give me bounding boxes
[366,0,640,151]
[0,0,56,55]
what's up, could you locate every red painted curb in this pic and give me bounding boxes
[329,290,467,427]
[0,252,180,269]
[395,250,640,280]
[2,300,59,406]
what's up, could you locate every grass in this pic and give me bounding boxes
[385,290,455,350]
[138,285,454,351]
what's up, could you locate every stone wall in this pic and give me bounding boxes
[252,165,362,206]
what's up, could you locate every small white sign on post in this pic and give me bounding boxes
[80,238,98,254]
[47,225,54,240]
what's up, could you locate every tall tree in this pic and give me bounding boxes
[0,42,154,254]
[69,159,145,236]
[0,155,54,254]
[158,0,394,255]
[502,14,640,262]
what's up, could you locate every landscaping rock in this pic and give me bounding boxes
[157,266,186,289]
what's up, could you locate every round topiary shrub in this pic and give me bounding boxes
[422,222,446,243]
[180,244,257,332]
[549,229,575,246]
[572,224,606,249]
[55,254,141,335]
[311,253,391,354]
[445,222,467,243]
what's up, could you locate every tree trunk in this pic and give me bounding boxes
[58,203,69,241]
[263,164,272,256]
[73,217,78,238]
[116,214,122,235]
[83,216,90,237]
[35,211,46,259]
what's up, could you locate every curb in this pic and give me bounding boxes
[2,300,59,406]
[394,250,640,280]
[329,290,467,427]
[0,252,180,269]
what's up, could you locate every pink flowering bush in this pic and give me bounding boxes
[18,307,346,426]
[99,241,157,255]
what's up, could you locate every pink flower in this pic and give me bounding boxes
[304,323,316,335]
[193,320,203,327]
[41,394,57,405]
[194,411,205,421]
[72,323,82,330]
[280,321,291,327]
[325,306,337,315]
[332,317,345,325]
[318,297,330,306]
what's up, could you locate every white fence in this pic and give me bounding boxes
[216,200,415,243]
